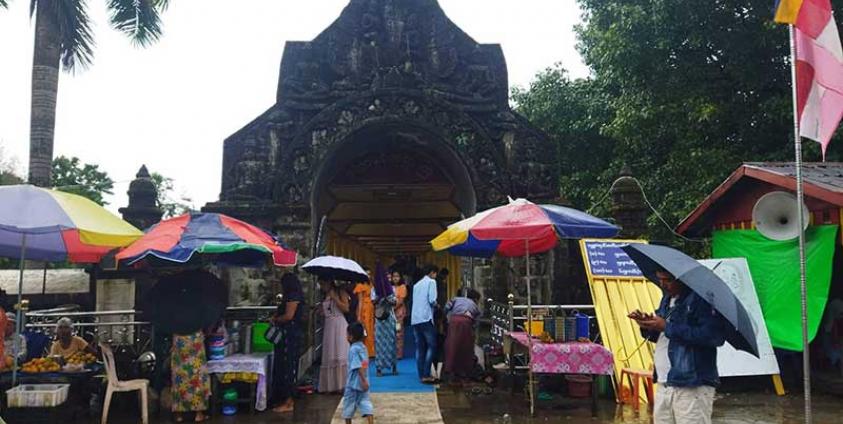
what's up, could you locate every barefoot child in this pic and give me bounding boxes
[342,322,374,424]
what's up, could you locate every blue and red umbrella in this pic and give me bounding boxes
[431,198,619,257]
[116,212,297,267]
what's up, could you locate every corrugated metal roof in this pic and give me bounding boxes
[676,162,843,236]
[744,162,843,194]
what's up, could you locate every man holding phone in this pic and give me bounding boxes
[629,269,728,424]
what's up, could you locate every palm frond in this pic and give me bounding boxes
[33,0,96,71]
[107,0,164,47]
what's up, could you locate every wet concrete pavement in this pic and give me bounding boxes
[91,386,842,424]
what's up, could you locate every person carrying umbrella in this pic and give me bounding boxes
[628,268,729,424]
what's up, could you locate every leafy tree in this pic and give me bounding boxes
[150,172,193,218]
[51,155,114,205]
[512,67,617,215]
[1,0,169,186]
[518,0,842,245]
[0,145,24,186]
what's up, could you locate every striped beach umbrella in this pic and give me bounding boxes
[431,198,619,257]
[116,212,297,267]
[0,184,142,262]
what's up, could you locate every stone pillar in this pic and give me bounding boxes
[119,165,163,230]
[610,166,649,239]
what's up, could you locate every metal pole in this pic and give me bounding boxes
[12,233,27,386]
[525,240,534,416]
[789,24,812,424]
[41,262,47,295]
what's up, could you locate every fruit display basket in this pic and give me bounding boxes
[5,384,70,408]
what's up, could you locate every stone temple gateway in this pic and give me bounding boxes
[204,0,558,278]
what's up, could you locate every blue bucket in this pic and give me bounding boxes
[574,311,590,340]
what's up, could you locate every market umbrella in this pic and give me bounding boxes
[431,198,620,257]
[302,255,368,282]
[144,269,227,335]
[620,243,760,357]
[115,212,297,268]
[431,198,619,415]
[0,184,143,383]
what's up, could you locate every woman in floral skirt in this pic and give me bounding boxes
[171,330,211,422]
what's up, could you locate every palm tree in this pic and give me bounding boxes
[1,0,169,186]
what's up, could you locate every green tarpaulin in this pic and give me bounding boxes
[712,225,839,351]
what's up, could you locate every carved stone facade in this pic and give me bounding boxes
[204,0,557,256]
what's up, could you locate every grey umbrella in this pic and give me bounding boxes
[620,243,760,357]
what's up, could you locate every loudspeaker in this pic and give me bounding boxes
[752,191,809,241]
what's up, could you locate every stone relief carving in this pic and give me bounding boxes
[210,0,555,218]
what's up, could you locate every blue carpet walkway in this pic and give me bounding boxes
[370,358,433,393]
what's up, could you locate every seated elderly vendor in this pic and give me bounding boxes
[49,317,95,358]
[4,313,27,361]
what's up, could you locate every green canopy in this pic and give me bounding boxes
[712,225,839,351]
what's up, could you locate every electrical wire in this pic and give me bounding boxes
[587,175,708,244]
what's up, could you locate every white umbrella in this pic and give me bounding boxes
[302,255,368,282]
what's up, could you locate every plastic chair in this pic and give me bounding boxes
[100,342,149,424]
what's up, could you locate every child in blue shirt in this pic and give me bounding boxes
[342,322,374,423]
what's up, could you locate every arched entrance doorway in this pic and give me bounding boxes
[312,123,475,269]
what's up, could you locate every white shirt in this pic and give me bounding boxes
[654,297,677,384]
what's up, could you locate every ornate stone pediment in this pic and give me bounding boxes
[206,0,558,243]
[277,0,509,110]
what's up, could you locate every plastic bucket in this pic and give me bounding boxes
[251,322,273,352]
[565,375,592,398]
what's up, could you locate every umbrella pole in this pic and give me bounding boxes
[525,240,535,416]
[12,233,27,386]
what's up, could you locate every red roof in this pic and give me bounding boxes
[675,162,843,236]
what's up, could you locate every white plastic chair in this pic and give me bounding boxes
[100,342,149,424]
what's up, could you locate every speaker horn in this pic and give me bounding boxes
[752,191,809,241]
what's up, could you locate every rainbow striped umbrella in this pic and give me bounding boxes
[116,212,297,267]
[0,184,142,385]
[0,184,142,262]
[431,198,619,257]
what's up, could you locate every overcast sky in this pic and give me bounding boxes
[0,0,588,212]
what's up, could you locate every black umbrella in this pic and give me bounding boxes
[144,269,228,335]
[621,243,760,357]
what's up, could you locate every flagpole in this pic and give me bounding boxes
[788,24,812,424]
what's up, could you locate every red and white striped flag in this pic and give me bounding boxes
[776,0,843,157]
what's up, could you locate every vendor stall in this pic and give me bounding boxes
[506,331,614,415]
[207,352,272,414]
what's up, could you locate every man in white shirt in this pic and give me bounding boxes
[411,264,439,383]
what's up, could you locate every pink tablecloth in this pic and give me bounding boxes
[509,332,614,375]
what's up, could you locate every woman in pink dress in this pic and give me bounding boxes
[318,278,351,393]
[391,271,408,359]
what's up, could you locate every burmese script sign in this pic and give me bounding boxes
[582,240,645,278]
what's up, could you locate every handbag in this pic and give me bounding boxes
[264,324,284,346]
[375,298,393,321]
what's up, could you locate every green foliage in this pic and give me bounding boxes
[512,68,617,217]
[150,172,193,218]
[8,0,170,71]
[0,145,23,186]
[516,0,842,245]
[51,156,114,205]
